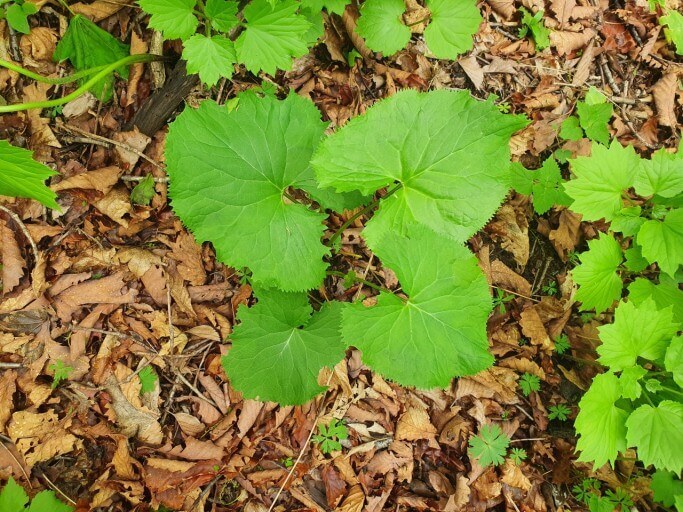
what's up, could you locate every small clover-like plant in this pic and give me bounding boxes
[0,477,74,512]
[468,424,510,467]
[313,418,348,454]
[548,404,571,421]
[519,373,541,396]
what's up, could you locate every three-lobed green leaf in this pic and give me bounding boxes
[138,0,198,40]
[637,208,683,277]
[183,34,235,86]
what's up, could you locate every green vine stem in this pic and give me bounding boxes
[0,54,163,113]
[326,270,384,292]
[0,59,111,85]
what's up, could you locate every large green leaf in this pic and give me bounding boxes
[0,140,58,209]
[665,335,683,388]
[138,0,198,40]
[628,275,683,323]
[635,148,683,198]
[575,372,628,468]
[342,227,494,389]
[572,232,623,314]
[565,142,640,222]
[312,89,527,246]
[356,0,410,55]
[651,470,683,507]
[235,0,311,74]
[301,0,349,14]
[182,34,236,86]
[424,0,481,58]
[166,93,330,291]
[53,14,130,101]
[223,289,345,405]
[597,298,679,371]
[637,208,683,277]
[204,0,238,32]
[626,401,683,473]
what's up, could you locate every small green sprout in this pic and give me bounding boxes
[519,373,541,396]
[468,424,510,467]
[554,333,570,354]
[509,447,527,465]
[548,404,571,421]
[492,288,514,314]
[313,418,348,454]
[49,360,74,389]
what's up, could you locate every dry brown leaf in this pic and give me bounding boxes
[168,437,224,460]
[550,29,596,55]
[489,260,532,296]
[458,56,484,90]
[113,128,151,169]
[652,71,681,127]
[173,412,205,436]
[456,366,519,403]
[52,166,122,195]
[549,209,581,260]
[395,407,438,445]
[168,231,206,286]
[572,42,595,86]
[71,0,131,19]
[551,0,576,26]
[113,437,137,480]
[124,32,149,108]
[500,459,532,490]
[519,307,553,350]
[336,484,365,512]
[486,0,515,18]
[62,92,97,118]
[7,410,81,467]
[489,204,529,266]
[22,83,61,157]
[105,375,163,445]
[94,186,133,226]
[53,272,137,321]
[0,370,17,432]
[499,357,546,379]
[19,28,57,68]
[1,219,25,294]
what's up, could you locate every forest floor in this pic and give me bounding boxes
[0,0,681,511]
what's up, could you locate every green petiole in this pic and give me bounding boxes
[0,54,163,113]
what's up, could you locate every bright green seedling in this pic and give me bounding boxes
[130,174,156,206]
[49,360,74,389]
[660,10,683,55]
[573,477,600,504]
[542,280,558,295]
[0,477,74,512]
[138,366,158,394]
[554,333,570,354]
[650,470,683,507]
[509,447,527,465]
[468,424,510,467]
[510,157,571,215]
[492,288,514,314]
[53,15,130,101]
[313,418,348,454]
[0,0,38,34]
[548,404,571,421]
[518,7,550,50]
[222,288,345,405]
[355,0,482,59]
[560,87,614,145]
[604,488,634,508]
[0,140,58,209]
[519,373,540,396]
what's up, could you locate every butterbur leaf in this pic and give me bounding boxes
[183,34,236,86]
[637,208,683,277]
[651,471,683,507]
[635,148,683,198]
[0,140,58,209]
[628,275,683,323]
[424,0,482,59]
[626,401,683,473]
[342,227,493,389]
[0,477,28,512]
[661,11,683,55]
[355,0,410,55]
[222,289,345,405]
[572,233,623,314]
[313,89,527,246]
[138,0,198,40]
[468,424,510,467]
[618,365,647,400]
[53,14,130,101]
[597,298,679,371]
[575,372,628,468]
[565,141,639,222]
[204,0,238,32]
[235,0,311,75]
[166,93,329,291]
[665,336,683,388]
[576,87,613,145]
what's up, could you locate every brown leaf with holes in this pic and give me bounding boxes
[7,410,82,467]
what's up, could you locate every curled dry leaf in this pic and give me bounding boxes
[0,218,25,294]
[549,209,581,260]
[395,407,438,446]
[104,374,163,445]
[52,166,123,195]
[168,231,207,286]
[173,412,205,436]
[94,186,134,226]
[486,0,515,19]
[489,260,532,296]
[19,27,57,67]
[336,484,365,512]
[53,272,138,321]
[489,204,529,266]
[0,370,17,432]
[550,29,596,55]
[652,71,680,128]
[113,128,151,169]
[519,306,553,350]
[500,459,532,490]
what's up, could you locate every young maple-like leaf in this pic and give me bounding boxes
[53,14,130,101]
[518,7,550,50]
[0,140,58,209]
[564,141,640,222]
[665,336,683,388]
[468,424,510,467]
[626,401,683,473]
[572,232,623,314]
[548,404,571,421]
[235,0,311,75]
[515,157,571,214]
[313,89,528,246]
[597,298,679,371]
[637,208,683,277]
[204,0,238,32]
[138,366,158,394]
[49,360,74,389]
[182,34,236,86]
[559,115,583,140]
[651,470,683,507]
[628,275,683,323]
[575,372,628,468]
[138,0,198,40]
[5,1,38,34]
[576,87,613,145]
[222,289,345,405]
[660,11,683,55]
[423,0,482,59]
[342,227,493,389]
[519,372,541,396]
[635,148,683,199]
[355,0,410,55]
[166,93,330,291]
[618,365,647,400]
[27,490,73,512]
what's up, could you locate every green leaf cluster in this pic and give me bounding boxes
[0,0,38,34]
[355,0,481,59]
[510,157,571,214]
[518,7,550,50]
[166,89,526,404]
[0,477,74,512]
[312,418,348,453]
[560,87,613,145]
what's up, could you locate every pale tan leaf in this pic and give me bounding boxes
[0,370,17,431]
[500,459,532,490]
[173,412,205,436]
[113,438,136,480]
[1,219,25,294]
[112,128,151,169]
[550,29,596,55]
[52,166,123,195]
[105,375,163,445]
[52,272,137,321]
[396,407,437,444]
[94,187,133,227]
[652,71,681,127]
